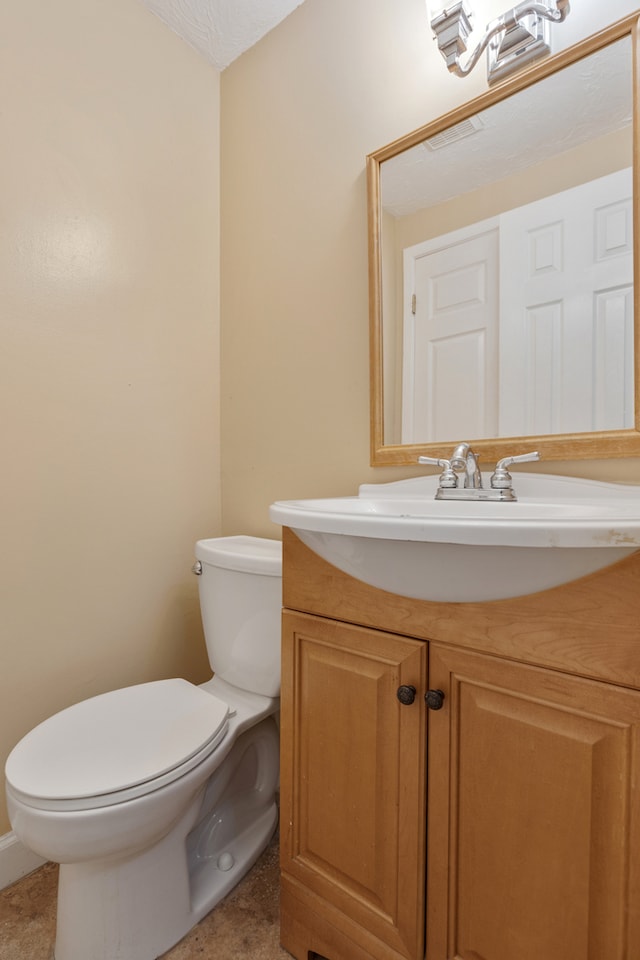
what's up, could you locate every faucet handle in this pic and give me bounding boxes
[490,451,540,489]
[418,456,458,488]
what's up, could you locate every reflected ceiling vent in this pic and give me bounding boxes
[423,114,484,151]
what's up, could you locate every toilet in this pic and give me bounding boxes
[5,535,282,960]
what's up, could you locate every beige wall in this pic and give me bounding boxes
[0,1,220,833]
[220,0,640,543]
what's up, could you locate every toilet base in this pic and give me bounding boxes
[53,718,279,960]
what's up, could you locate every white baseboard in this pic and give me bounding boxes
[0,831,46,891]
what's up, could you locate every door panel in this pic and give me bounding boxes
[281,611,428,960]
[499,168,633,435]
[403,228,499,442]
[427,643,640,960]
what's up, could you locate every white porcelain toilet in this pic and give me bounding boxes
[5,535,282,960]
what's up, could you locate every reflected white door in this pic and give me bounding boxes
[402,226,499,443]
[499,168,634,436]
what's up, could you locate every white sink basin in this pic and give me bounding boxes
[269,473,640,602]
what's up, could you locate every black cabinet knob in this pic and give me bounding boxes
[425,689,445,710]
[397,684,417,705]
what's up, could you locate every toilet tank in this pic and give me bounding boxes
[194,536,282,699]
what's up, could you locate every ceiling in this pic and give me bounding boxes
[381,35,633,216]
[137,0,307,70]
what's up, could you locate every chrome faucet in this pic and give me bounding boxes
[449,442,482,489]
[419,445,540,501]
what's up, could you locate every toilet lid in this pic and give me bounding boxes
[6,679,229,805]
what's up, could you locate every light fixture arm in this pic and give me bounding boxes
[431,0,570,81]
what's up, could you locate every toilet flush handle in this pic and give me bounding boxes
[191,560,202,576]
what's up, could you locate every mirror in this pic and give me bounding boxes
[368,16,640,466]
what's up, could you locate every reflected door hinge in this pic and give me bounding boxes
[411,293,417,315]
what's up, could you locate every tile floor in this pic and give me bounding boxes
[0,838,293,959]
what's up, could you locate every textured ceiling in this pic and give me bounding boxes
[137,0,307,69]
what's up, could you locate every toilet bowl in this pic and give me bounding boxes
[5,536,282,960]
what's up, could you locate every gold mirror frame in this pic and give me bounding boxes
[368,15,640,467]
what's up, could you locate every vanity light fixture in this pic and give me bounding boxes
[427,0,570,84]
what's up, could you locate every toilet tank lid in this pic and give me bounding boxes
[195,536,282,576]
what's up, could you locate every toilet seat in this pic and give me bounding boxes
[5,679,229,812]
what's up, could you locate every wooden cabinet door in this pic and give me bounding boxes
[427,643,640,960]
[281,611,427,960]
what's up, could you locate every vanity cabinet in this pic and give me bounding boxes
[279,529,640,960]
[280,610,427,960]
[427,643,640,960]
